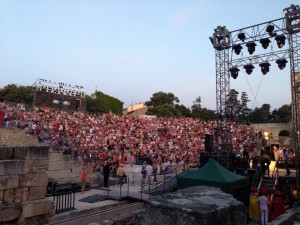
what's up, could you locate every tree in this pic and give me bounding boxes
[146,104,181,117]
[249,104,272,123]
[271,104,292,123]
[191,96,202,117]
[198,108,216,121]
[0,84,33,103]
[226,89,240,121]
[86,91,123,115]
[239,92,251,122]
[145,91,179,106]
[175,104,191,117]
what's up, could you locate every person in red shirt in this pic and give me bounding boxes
[81,167,87,194]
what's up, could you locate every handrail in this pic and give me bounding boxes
[251,165,262,188]
[141,163,188,195]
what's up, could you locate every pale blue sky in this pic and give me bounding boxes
[0,0,296,110]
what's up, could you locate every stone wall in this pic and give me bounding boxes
[139,186,247,225]
[48,151,101,187]
[0,145,53,225]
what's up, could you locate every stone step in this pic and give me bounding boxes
[47,202,144,225]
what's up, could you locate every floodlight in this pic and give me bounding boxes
[229,67,240,79]
[238,32,246,42]
[260,38,271,49]
[275,35,286,48]
[232,44,243,55]
[259,62,271,75]
[243,64,254,75]
[246,42,257,54]
[276,58,288,70]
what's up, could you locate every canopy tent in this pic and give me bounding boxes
[177,159,249,194]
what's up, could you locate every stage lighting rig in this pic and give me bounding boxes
[238,32,246,42]
[276,58,288,70]
[232,44,243,55]
[259,62,271,75]
[246,42,256,54]
[260,38,271,49]
[243,64,254,75]
[275,35,286,48]
[229,67,240,79]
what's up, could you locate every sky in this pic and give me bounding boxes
[0,0,297,110]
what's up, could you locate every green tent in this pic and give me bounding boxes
[177,159,249,194]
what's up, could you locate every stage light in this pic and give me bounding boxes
[276,58,288,70]
[275,35,286,48]
[259,62,271,75]
[233,44,243,55]
[238,32,246,42]
[229,67,240,79]
[246,42,257,55]
[259,38,271,49]
[243,64,254,75]
[266,25,274,33]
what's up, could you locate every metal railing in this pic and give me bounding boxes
[102,163,194,200]
[53,184,76,214]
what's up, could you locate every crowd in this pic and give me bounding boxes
[2,104,257,169]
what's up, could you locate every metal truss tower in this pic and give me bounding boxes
[210,4,300,168]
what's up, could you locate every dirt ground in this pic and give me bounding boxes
[0,128,40,145]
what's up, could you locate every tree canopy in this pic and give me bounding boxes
[0,84,292,123]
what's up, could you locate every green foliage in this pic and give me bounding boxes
[146,104,181,117]
[0,84,33,103]
[86,91,123,115]
[145,91,179,106]
[175,104,191,117]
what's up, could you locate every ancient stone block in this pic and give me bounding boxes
[140,186,247,225]
[0,175,19,191]
[19,172,48,188]
[24,159,48,173]
[0,160,26,176]
[20,214,50,225]
[13,146,49,160]
[0,190,3,202]
[0,146,13,160]
[3,189,14,203]
[0,202,22,223]
[21,199,52,218]
[29,186,46,201]
[14,188,29,203]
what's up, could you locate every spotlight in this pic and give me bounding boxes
[232,44,243,55]
[238,32,246,42]
[259,62,271,75]
[276,58,288,70]
[243,64,254,75]
[259,38,271,49]
[275,35,286,48]
[246,42,256,55]
[229,67,240,79]
[266,25,274,33]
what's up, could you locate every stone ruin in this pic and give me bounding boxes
[0,145,53,225]
[139,186,247,225]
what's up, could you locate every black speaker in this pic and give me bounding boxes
[205,134,214,152]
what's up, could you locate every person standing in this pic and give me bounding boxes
[283,148,291,176]
[257,190,270,225]
[0,100,6,127]
[103,159,111,188]
[145,162,153,184]
[81,167,87,194]
[249,186,260,223]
